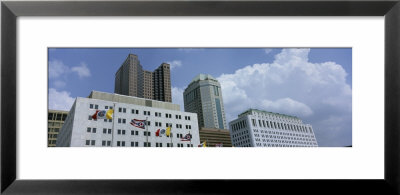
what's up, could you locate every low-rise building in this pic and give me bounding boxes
[229,109,318,147]
[48,109,68,147]
[57,91,199,147]
[199,128,232,147]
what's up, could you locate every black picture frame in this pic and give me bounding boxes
[1,0,400,194]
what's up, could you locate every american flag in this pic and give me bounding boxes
[215,143,223,147]
[130,119,146,129]
[181,133,192,141]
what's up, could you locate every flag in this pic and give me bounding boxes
[160,129,166,136]
[215,143,223,147]
[92,109,113,120]
[198,141,206,147]
[130,119,146,129]
[155,129,160,137]
[181,133,192,141]
[166,127,171,136]
[106,109,113,119]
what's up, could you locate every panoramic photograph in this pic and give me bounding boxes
[48,48,352,147]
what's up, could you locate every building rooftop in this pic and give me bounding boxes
[191,74,217,83]
[87,90,180,111]
[238,108,300,120]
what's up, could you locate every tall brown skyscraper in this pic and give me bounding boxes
[114,54,172,102]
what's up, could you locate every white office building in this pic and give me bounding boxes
[56,91,199,147]
[229,109,318,147]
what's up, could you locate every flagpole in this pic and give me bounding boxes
[170,126,172,147]
[146,117,148,146]
[111,103,116,147]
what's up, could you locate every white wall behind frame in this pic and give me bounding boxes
[17,16,384,179]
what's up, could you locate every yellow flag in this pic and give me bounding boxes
[166,127,171,136]
[106,109,113,119]
[203,141,207,147]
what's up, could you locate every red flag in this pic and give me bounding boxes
[156,129,160,137]
[91,110,99,120]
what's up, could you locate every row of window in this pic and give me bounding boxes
[255,143,316,147]
[252,112,301,123]
[117,107,191,120]
[231,120,247,131]
[85,140,195,147]
[256,139,317,146]
[88,128,194,139]
[251,119,313,134]
[90,104,192,121]
[48,113,67,121]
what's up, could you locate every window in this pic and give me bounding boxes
[252,119,256,126]
[87,127,91,132]
[119,107,122,112]
[156,143,163,147]
[118,129,121,134]
[105,106,108,109]
[91,140,95,146]
[123,108,126,113]
[123,119,126,124]
[118,118,121,123]
[102,140,106,146]
[88,115,92,120]
[92,128,96,133]
[85,140,90,145]
[122,130,126,135]
[144,131,151,136]
[107,141,111,146]
[131,142,139,147]
[90,104,93,109]
[108,129,112,134]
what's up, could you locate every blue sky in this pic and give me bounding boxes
[49,48,352,147]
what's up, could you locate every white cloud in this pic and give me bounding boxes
[71,62,91,78]
[53,80,66,88]
[171,86,185,111]
[49,60,69,79]
[48,88,75,111]
[217,48,352,146]
[261,98,313,117]
[167,60,183,70]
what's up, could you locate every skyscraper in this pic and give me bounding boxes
[183,74,227,129]
[114,54,172,102]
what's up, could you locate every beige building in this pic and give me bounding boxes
[199,128,232,147]
[114,54,172,102]
[48,109,68,147]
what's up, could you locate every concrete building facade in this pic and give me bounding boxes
[199,128,232,147]
[57,91,199,147]
[229,109,318,147]
[48,109,68,147]
[114,54,172,102]
[183,74,227,130]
